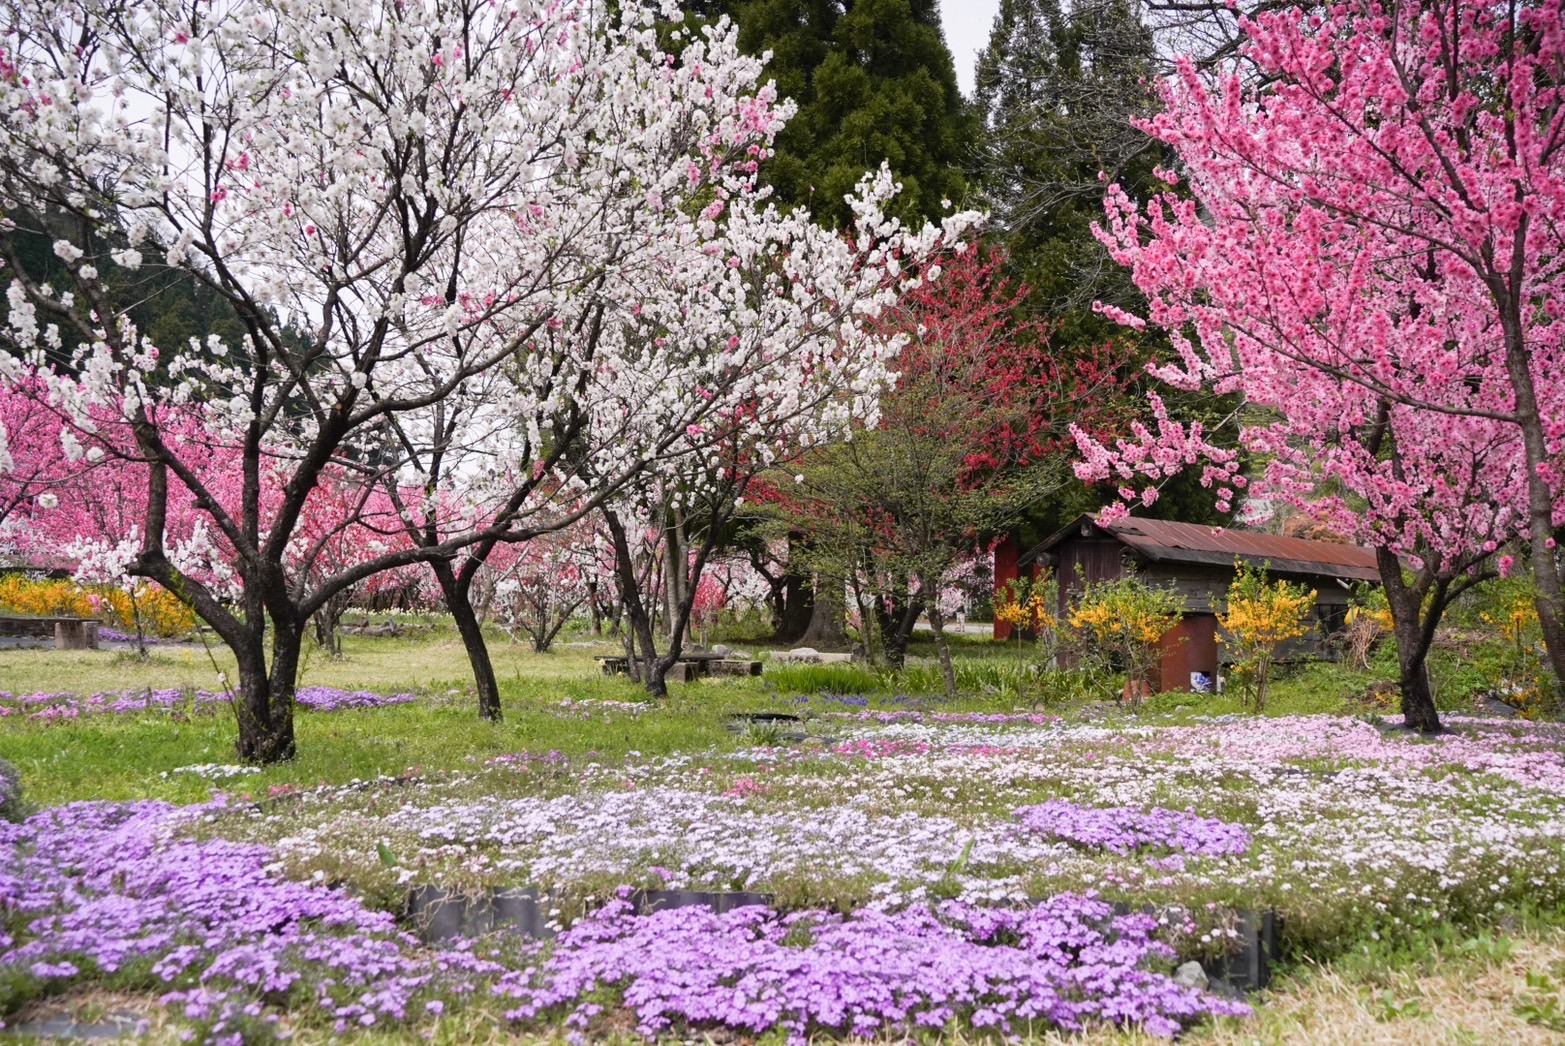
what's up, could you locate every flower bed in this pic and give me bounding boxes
[223,714,1565,949]
[12,707,1565,1041]
[0,800,1243,1041]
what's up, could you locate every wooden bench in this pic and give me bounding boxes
[0,615,101,650]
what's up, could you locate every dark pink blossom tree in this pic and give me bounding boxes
[1077,0,1565,727]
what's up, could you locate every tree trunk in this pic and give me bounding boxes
[312,588,350,659]
[233,623,297,763]
[587,580,603,635]
[603,508,663,694]
[432,560,502,721]
[664,509,687,642]
[927,599,958,700]
[632,603,662,696]
[774,534,813,642]
[1501,305,1565,689]
[776,573,812,642]
[129,591,149,660]
[799,578,848,649]
[875,575,924,671]
[1378,549,1443,734]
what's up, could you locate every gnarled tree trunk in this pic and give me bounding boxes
[232,618,301,763]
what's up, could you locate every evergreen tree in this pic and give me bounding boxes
[974,0,1236,530]
[686,0,975,228]
[2,222,248,374]
[975,0,1160,340]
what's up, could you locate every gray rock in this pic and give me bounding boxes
[0,756,24,823]
[729,650,751,660]
[785,647,820,661]
[711,644,732,657]
[1173,960,1209,989]
[1473,693,1521,719]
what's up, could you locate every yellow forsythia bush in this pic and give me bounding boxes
[995,574,1057,634]
[1068,574,1185,705]
[96,581,198,638]
[0,575,94,617]
[1217,561,1316,712]
[996,572,1061,678]
[1479,578,1553,719]
[0,574,195,638]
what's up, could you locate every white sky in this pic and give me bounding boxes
[941,0,1003,98]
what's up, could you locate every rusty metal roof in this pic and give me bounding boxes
[1027,514,1381,582]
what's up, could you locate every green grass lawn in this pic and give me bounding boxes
[1,629,750,804]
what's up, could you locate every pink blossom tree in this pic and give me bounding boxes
[0,380,78,559]
[1076,0,1565,729]
[485,517,606,654]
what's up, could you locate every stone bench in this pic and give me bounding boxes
[597,656,763,682]
[0,615,100,650]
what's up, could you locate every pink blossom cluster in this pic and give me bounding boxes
[1073,0,1565,587]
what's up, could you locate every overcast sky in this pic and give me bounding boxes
[941,0,1002,97]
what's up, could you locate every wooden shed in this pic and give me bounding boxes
[994,515,1380,693]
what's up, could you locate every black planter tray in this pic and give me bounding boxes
[407,884,775,942]
[1101,900,1277,992]
[408,882,1278,993]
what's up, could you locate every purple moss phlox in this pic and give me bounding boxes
[1014,801,1252,857]
[497,894,1248,1040]
[0,686,414,720]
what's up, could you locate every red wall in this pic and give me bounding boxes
[993,534,1020,640]
[1156,613,1219,693]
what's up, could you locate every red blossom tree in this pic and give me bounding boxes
[779,246,1131,688]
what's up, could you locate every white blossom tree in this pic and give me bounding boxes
[0,0,976,755]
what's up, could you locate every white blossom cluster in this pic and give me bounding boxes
[160,763,262,781]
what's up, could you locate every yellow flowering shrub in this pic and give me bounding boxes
[996,573,1060,679]
[1345,603,1393,630]
[97,581,198,639]
[1482,587,1539,646]
[1067,574,1185,706]
[0,576,94,617]
[995,574,1056,633]
[0,575,195,638]
[1218,561,1316,712]
[1479,579,1553,719]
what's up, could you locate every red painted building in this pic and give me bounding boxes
[996,515,1380,692]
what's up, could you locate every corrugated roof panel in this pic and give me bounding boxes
[1104,517,1380,581]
